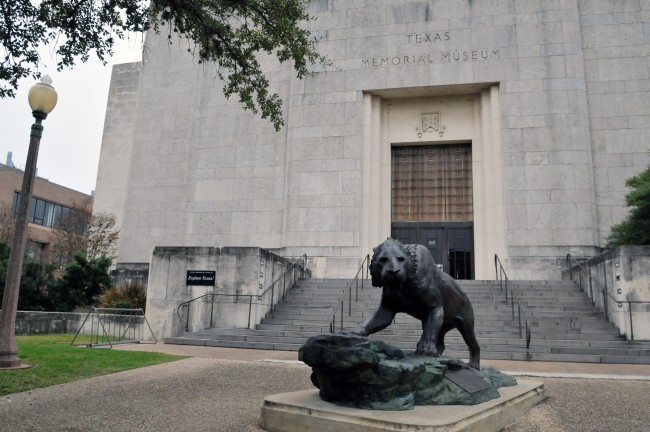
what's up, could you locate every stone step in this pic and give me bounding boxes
[260,314,612,327]
[163,337,650,365]
[265,311,613,326]
[173,334,650,358]
[281,294,590,304]
[281,293,592,301]
[269,309,608,322]
[287,285,582,294]
[165,277,646,364]
[189,329,642,349]
[254,323,619,338]
[270,305,603,316]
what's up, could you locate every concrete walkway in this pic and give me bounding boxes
[0,343,649,431]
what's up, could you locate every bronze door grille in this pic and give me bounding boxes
[392,144,473,223]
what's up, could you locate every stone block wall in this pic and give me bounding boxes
[145,246,308,339]
[95,1,650,281]
[578,1,650,245]
[93,62,142,233]
[111,262,149,288]
[565,246,650,341]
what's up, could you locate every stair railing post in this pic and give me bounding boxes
[349,284,352,316]
[291,268,294,295]
[602,265,609,320]
[517,304,522,338]
[185,304,190,332]
[340,301,344,331]
[366,254,370,286]
[579,268,583,291]
[629,302,634,341]
[587,263,594,303]
[210,294,214,328]
[248,296,253,328]
[356,277,359,302]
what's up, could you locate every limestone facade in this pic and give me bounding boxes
[94,1,650,280]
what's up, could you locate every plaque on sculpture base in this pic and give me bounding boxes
[260,380,545,432]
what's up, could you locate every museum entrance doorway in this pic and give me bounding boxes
[390,144,474,279]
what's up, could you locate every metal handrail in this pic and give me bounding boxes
[176,254,308,332]
[177,293,257,332]
[494,255,531,350]
[567,253,650,341]
[330,254,370,332]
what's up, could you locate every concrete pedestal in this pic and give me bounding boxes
[260,380,545,432]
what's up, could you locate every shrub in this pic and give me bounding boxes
[49,253,113,311]
[99,283,147,311]
[606,164,650,248]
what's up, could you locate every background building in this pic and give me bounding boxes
[94,0,650,280]
[0,156,93,262]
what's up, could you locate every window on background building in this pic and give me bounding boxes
[11,191,89,229]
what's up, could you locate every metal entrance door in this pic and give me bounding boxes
[391,144,474,279]
[391,223,474,279]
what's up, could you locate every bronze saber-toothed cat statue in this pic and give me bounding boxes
[354,238,480,369]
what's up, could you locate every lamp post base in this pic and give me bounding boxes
[0,351,30,369]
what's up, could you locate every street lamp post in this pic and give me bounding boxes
[0,76,58,369]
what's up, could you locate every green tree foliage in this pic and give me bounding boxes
[0,242,114,311]
[0,241,57,311]
[606,165,650,248]
[50,252,113,310]
[1,0,327,129]
[17,261,58,311]
[0,241,10,291]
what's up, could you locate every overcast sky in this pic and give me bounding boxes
[0,37,143,196]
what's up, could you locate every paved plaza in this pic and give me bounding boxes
[1,344,649,431]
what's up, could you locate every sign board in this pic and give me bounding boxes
[186,270,216,286]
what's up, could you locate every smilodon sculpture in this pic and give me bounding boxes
[354,238,480,370]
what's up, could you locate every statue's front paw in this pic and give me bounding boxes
[351,326,367,336]
[415,340,439,357]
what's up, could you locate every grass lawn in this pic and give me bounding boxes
[1,334,186,396]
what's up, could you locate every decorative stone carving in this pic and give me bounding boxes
[422,112,440,133]
[416,112,446,137]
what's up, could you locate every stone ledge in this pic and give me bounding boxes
[260,380,545,432]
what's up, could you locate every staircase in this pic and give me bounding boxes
[165,278,650,364]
